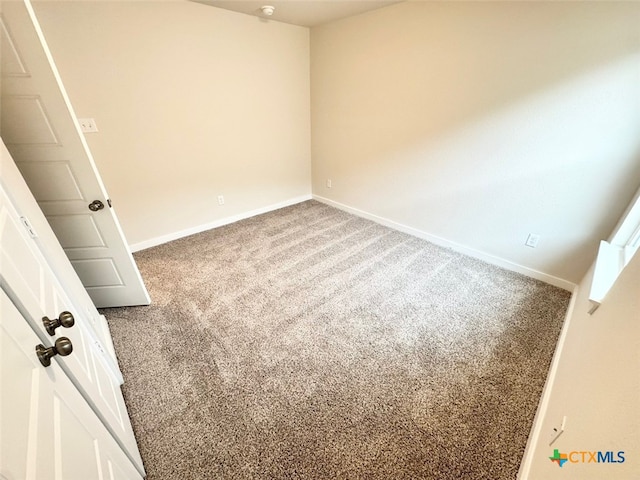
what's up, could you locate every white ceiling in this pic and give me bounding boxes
[190,0,404,28]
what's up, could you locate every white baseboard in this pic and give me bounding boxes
[517,286,579,479]
[313,194,576,291]
[129,194,312,252]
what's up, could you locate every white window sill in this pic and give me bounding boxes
[588,240,636,314]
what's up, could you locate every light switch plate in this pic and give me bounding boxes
[78,118,98,133]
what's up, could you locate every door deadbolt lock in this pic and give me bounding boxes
[88,200,105,211]
[36,337,73,367]
[42,311,75,336]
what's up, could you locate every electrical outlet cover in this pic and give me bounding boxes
[525,233,540,248]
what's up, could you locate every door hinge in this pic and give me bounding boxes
[20,216,38,238]
[107,198,112,208]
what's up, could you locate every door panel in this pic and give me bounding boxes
[0,13,28,76]
[14,161,84,202]
[0,329,37,480]
[72,259,124,287]
[0,184,144,473]
[0,139,116,362]
[47,215,106,249]
[0,290,143,480]
[0,0,150,307]
[1,94,59,145]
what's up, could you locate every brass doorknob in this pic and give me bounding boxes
[42,311,75,336]
[36,337,73,367]
[88,200,105,211]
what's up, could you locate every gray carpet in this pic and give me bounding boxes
[103,200,570,479]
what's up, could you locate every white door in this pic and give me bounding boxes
[0,137,117,364]
[0,289,143,480]
[0,0,150,308]
[0,181,145,474]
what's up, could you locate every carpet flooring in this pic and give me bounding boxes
[102,200,571,479]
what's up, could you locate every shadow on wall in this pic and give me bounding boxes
[322,2,640,162]
[389,55,640,276]
[312,1,640,284]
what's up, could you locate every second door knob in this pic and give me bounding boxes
[42,311,75,336]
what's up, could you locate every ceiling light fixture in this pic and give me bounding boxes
[261,5,275,16]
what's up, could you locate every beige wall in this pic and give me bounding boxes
[33,0,311,247]
[311,1,640,284]
[521,252,640,478]
[30,0,640,284]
